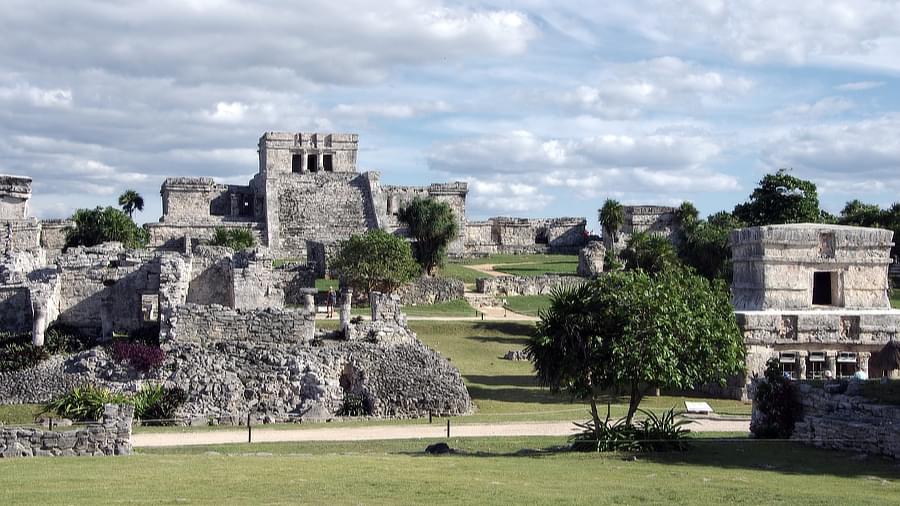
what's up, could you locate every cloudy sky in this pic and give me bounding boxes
[3,0,900,230]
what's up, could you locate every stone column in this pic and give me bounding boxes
[825,351,837,378]
[317,152,324,173]
[339,288,352,333]
[797,351,807,380]
[31,300,47,347]
[858,352,871,374]
[300,150,308,173]
[300,288,316,315]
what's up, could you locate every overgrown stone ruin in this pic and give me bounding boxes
[0,236,472,422]
[733,224,900,397]
[602,205,681,251]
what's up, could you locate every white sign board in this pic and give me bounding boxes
[684,401,713,414]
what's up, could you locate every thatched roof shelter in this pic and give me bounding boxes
[870,341,900,372]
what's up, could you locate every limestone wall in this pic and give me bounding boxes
[2,218,41,254]
[476,274,585,297]
[186,246,232,306]
[731,224,894,310]
[776,382,900,459]
[605,205,679,250]
[165,304,315,345]
[38,219,72,260]
[463,217,587,257]
[0,404,133,458]
[0,175,31,220]
[395,276,465,306]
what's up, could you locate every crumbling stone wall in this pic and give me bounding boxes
[605,205,680,251]
[751,382,900,459]
[476,274,585,297]
[396,276,465,306]
[381,182,469,255]
[38,219,71,261]
[2,218,41,254]
[0,404,133,458]
[577,241,605,277]
[463,217,586,257]
[165,304,315,345]
[0,175,31,220]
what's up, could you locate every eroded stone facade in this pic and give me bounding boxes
[603,205,680,251]
[732,224,900,395]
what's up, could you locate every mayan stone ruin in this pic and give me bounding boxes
[732,223,900,396]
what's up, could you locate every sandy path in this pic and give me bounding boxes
[465,263,528,278]
[132,418,749,448]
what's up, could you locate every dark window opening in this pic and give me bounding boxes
[323,154,333,172]
[535,230,549,245]
[291,154,303,173]
[239,195,253,217]
[307,154,318,172]
[812,272,833,305]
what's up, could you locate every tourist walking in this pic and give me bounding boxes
[327,287,337,318]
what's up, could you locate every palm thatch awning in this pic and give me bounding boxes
[870,341,900,372]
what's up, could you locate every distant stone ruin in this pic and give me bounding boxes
[602,205,680,251]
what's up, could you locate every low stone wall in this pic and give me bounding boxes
[0,404,133,458]
[166,304,315,345]
[755,382,900,459]
[476,274,585,297]
[396,276,465,306]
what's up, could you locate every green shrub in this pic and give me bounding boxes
[211,227,256,250]
[0,325,93,372]
[570,408,692,452]
[750,358,800,438]
[336,392,370,417]
[45,385,130,421]
[45,383,188,423]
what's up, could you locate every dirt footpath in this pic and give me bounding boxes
[133,418,750,448]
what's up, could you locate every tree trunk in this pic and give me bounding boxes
[589,395,602,443]
[625,383,643,426]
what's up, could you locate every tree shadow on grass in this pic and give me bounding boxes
[464,374,538,387]
[465,385,582,405]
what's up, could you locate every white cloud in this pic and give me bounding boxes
[773,96,855,121]
[835,81,886,91]
[333,101,452,119]
[0,83,73,108]
[207,101,247,123]
[760,114,900,182]
[468,179,554,214]
[559,57,753,117]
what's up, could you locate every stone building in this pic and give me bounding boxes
[147,132,470,267]
[732,223,900,387]
[602,205,680,251]
[147,132,587,264]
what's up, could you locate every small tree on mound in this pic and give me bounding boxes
[397,197,458,275]
[210,227,255,251]
[527,267,745,438]
[65,206,148,250]
[330,229,420,295]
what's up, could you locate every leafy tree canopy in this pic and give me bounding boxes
[117,190,145,218]
[397,198,459,275]
[210,227,256,251]
[65,207,148,250]
[621,231,679,275]
[838,200,900,256]
[733,169,822,226]
[527,268,745,427]
[676,204,746,281]
[330,229,420,295]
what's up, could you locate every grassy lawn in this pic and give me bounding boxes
[0,404,46,425]
[891,289,899,309]
[403,299,477,317]
[438,263,485,285]
[493,257,578,277]
[2,436,896,504]
[503,295,551,317]
[411,321,751,420]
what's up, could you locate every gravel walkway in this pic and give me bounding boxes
[133,418,749,448]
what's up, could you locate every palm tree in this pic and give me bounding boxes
[599,199,624,247]
[118,190,144,218]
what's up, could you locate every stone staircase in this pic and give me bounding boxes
[280,174,375,244]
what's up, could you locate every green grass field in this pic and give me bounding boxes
[2,436,896,505]
[503,295,551,317]
[411,321,750,420]
[891,289,899,309]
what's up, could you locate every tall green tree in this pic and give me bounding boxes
[621,231,679,275]
[118,190,145,218]
[527,268,745,431]
[330,230,420,295]
[599,199,625,246]
[65,207,148,250]
[397,198,458,275]
[839,200,900,257]
[676,204,746,281]
[733,169,821,226]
